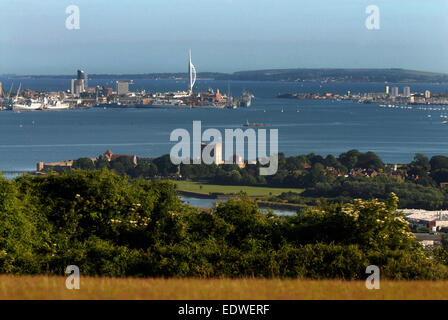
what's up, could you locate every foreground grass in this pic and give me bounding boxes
[174,180,303,197]
[2,275,448,300]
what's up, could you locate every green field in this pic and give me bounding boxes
[173,180,303,197]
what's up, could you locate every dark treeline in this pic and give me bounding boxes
[72,150,448,210]
[18,68,448,82]
[2,169,448,279]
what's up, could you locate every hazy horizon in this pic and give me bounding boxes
[3,67,448,77]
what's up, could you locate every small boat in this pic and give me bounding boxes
[243,120,268,127]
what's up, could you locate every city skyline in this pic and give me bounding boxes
[0,0,447,75]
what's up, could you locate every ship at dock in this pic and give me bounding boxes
[239,90,253,107]
[12,100,42,111]
[6,83,71,111]
[9,84,42,111]
[43,98,70,110]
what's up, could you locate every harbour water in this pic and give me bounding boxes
[180,196,297,216]
[1,78,448,172]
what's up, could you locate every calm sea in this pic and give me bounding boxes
[1,78,448,174]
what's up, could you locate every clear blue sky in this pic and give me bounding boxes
[1,0,447,74]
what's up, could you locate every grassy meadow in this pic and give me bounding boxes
[173,180,303,197]
[2,275,448,300]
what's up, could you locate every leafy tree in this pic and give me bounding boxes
[3,155,448,279]
[430,156,448,171]
[338,149,361,169]
[0,178,45,273]
[72,157,95,170]
[324,154,340,168]
[153,154,178,176]
[411,153,431,173]
[356,152,384,170]
[432,168,448,185]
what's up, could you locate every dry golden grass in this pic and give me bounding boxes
[1,275,448,300]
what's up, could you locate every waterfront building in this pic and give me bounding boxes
[98,86,113,97]
[391,87,399,97]
[0,81,2,96]
[77,70,88,91]
[403,86,411,98]
[70,69,88,97]
[116,81,130,95]
[36,150,136,173]
[405,209,448,233]
[71,78,85,97]
[425,90,431,99]
[104,149,137,165]
[37,160,74,173]
[385,86,390,95]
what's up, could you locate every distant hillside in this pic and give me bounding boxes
[17,72,226,81]
[9,68,448,83]
[216,68,448,83]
